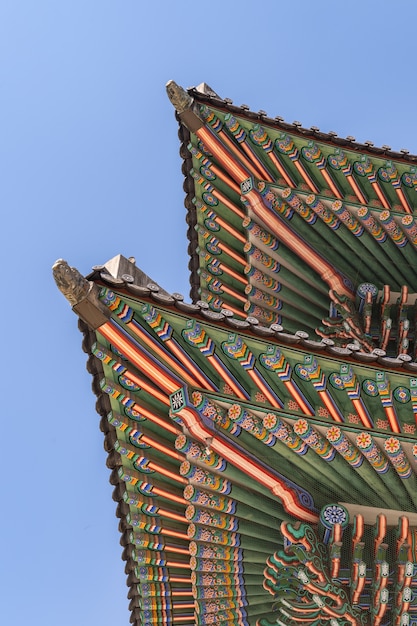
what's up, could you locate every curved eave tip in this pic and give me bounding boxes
[166,79,193,114]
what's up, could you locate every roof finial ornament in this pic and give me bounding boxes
[166,80,193,113]
[52,259,91,306]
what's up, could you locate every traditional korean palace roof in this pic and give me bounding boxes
[54,82,417,626]
[170,80,417,360]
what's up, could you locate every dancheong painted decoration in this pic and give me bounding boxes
[54,81,417,625]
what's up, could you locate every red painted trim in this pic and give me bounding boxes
[175,405,318,522]
[100,322,184,394]
[245,189,353,298]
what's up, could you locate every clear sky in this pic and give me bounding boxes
[2,1,417,624]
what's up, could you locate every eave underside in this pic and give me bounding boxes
[176,86,417,359]
[77,269,417,625]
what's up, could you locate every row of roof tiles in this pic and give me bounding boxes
[90,266,417,371]
[189,84,417,162]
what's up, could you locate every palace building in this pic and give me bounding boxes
[54,80,417,625]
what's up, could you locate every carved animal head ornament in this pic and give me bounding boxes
[166,80,193,114]
[52,259,91,306]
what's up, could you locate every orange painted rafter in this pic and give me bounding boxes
[370,180,390,209]
[351,514,364,552]
[165,561,190,569]
[199,182,245,219]
[101,322,182,394]
[131,521,188,540]
[204,162,241,195]
[131,404,178,436]
[351,399,373,430]
[128,374,168,406]
[139,456,187,484]
[131,501,186,524]
[217,262,247,285]
[216,282,246,304]
[351,567,366,605]
[395,187,412,214]
[165,339,216,391]
[164,576,191,583]
[194,123,354,298]
[125,470,184,504]
[374,514,387,556]
[396,516,409,556]
[318,392,343,423]
[380,320,391,352]
[105,313,250,410]
[202,213,246,243]
[383,406,401,434]
[363,291,373,335]
[105,380,179,436]
[175,404,318,522]
[164,546,189,556]
[95,340,170,406]
[198,127,251,183]
[172,590,194,596]
[199,124,351,297]
[132,431,184,463]
[320,168,342,199]
[218,127,268,181]
[203,355,248,400]
[160,528,188,540]
[214,240,246,266]
[347,175,367,204]
[103,291,217,391]
[331,523,342,578]
[240,141,273,181]
[246,190,354,298]
[283,380,314,416]
[114,322,205,393]
[268,152,295,187]
[190,144,242,194]
[245,369,281,408]
[293,160,319,194]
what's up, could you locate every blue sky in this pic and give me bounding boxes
[2,2,417,624]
